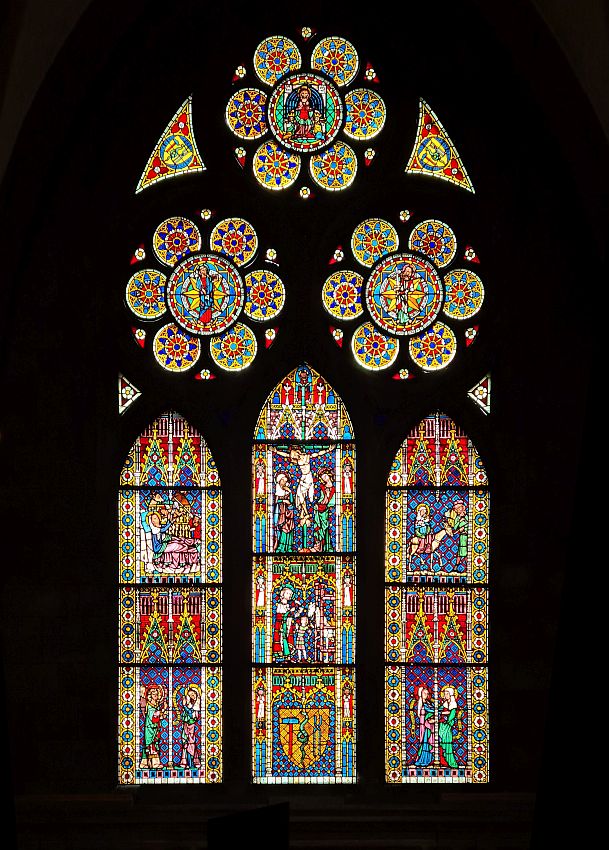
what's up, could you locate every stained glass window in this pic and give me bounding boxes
[252,365,356,783]
[122,22,489,794]
[322,216,485,376]
[385,413,489,783]
[226,33,385,194]
[118,412,222,784]
[405,99,474,193]
[136,97,205,194]
[127,214,286,376]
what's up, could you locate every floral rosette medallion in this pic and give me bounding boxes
[322,217,485,372]
[225,34,386,193]
[125,215,285,374]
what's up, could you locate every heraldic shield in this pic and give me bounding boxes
[278,705,332,769]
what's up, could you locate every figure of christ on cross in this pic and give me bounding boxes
[273,446,333,531]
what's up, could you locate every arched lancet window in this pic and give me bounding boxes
[252,364,356,783]
[385,412,488,783]
[118,411,222,784]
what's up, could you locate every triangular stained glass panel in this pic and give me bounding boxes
[468,374,491,415]
[118,374,141,414]
[406,99,474,193]
[136,96,205,194]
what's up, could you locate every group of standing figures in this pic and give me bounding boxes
[140,684,202,771]
[411,684,461,769]
[271,578,342,664]
[273,447,338,553]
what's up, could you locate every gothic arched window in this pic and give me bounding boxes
[118,411,222,784]
[385,413,488,783]
[252,365,356,783]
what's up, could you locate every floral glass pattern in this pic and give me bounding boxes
[126,215,286,374]
[322,217,485,373]
[226,33,386,193]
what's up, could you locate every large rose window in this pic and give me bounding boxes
[322,217,485,373]
[225,34,386,194]
[126,215,285,375]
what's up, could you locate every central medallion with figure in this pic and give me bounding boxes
[267,72,343,153]
[166,253,244,336]
[365,253,444,336]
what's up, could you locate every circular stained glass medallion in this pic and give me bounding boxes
[253,140,301,190]
[344,89,386,140]
[210,322,257,371]
[210,218,258,266]
[409,321,456,371]
[443,269,484,319]
[244,270,285,321]
[322,270,363,320]
[311,36,359,87]
[126,269,167,320]
[352,322,399,371]
[254,36,301,86]
[225,88,268,139]
[159,134,194,171]
[166,254,244,336]
[416,134,451,173]
[153,323,200,372]
[351,218,399,268]
[408,220,456,268]
[310,141,357,190]
[267,72,343,153]
[153,217,201,267]
[366,253,443,336]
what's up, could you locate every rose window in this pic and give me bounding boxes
[126,215,285,374]
[322,217,485,372]
[225,34,386,193]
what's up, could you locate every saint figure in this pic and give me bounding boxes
[272,585,297,660]
[412,685,435,767]
[438,685,459,768]
[273,473,295,552]
[179,685,201,769]
[312,469,335,552]
[141,685,166,769]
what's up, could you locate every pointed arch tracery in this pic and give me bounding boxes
[252,365,356,783]
[385,412,489,783]
[118,411,222,784]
